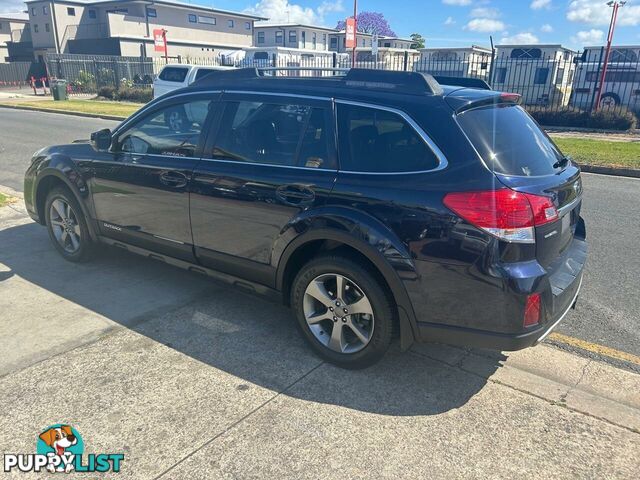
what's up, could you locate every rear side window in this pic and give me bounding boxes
[158,67,188,82]
[194,69,215,81]
[214,100,332,169]
[457,105,564,176]
[337,104,439,173]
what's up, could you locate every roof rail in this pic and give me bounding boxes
[192,67,444,95]
[345,69,443,95]
[432,75,492,90]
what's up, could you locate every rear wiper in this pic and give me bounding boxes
[553,156,571,169]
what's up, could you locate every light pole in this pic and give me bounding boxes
[594,1,626,111]
[352,0,358,68]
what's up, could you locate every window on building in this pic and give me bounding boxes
[384,42,391,47]
[301,31,306,48]
[31,7,36,16]
[361,38,365,47]
[88,9,97,19]
[0,23,3,30]
[289,30,297,44]
[433,51,457,61]
[214,101,332,169]
[342,37,346,47]
[188,14,197,23]
[555,68,565,85]
[330,37,337,48]
[254,51,269,60]
[322,33,326,45]
[312,32,316,48]
[33,24,38,33]
[494,67,507,83]
[610,48,638,63]
[198,15,215,25]
[45,23,50,32]
[146,7,157,18]
[275,30,283,44]
[67,7,75,16]
[257,31,265,44]
[43,6,48,15]
[337,104,439,173]
[245,21,251,30]
[228,19,234,28]
[510,48,542,59]
[534,67,549,84]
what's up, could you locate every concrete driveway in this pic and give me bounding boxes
[1,196,639,478]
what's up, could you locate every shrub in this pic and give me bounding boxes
[115,86,152,103]
[528,107,638,131]
[97,85,116,99]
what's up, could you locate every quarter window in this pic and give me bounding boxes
[337,104,439,173]
[158,66,188,82]
[118,101,213,158]
[214,100,332,168]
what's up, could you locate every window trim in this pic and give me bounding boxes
[335,99,448,175]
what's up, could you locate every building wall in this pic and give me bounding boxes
[27,1,57,54]
[255,26,330,51]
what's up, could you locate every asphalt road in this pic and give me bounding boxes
[0,108,638,363]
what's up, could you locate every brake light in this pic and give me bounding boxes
[523,293,541,327]
[500,92,521,104]
[443,189,558,243]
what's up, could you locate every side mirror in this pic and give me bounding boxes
[90,129,112,151]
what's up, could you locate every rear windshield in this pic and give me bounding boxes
[158,67,188,82]
[194,69,215,81]
[457,104,564,176]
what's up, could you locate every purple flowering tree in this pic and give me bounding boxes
[336,12,397,37]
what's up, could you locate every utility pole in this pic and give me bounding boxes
[594,1,626,111]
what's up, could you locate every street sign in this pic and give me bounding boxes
[153,29,166,53]
[345,17,357,49]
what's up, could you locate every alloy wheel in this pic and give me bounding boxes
[303,273,375,354]
[49,199,81,254]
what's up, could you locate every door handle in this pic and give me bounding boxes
[275,184,315,206]
[160,170,188,188]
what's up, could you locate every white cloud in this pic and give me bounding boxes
[464,18,506,32]
[444,16,456,26]
[0,0,26,13]
[245,0,344,25]
[443,0,472,6]
[567,0,640,27]
[541,23,554,33]
[500,32,540,44]
[571,29,604,45]
[531,0,552,10]
[470,7,501,19]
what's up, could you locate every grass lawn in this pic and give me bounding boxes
[553,138,640,170]
[0,99,142,118]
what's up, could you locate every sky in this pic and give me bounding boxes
[1,0,639,49]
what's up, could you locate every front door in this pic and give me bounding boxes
[189,93,337,285]
[90,96,218,261]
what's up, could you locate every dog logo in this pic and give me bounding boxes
[37,424,83,473]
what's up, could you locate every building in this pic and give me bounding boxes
[254,24,336,52]
[24,0,266,61]
[329,31,419,70]
[416,45,492,81]
[0,12,31,62]
[493,44,576,106]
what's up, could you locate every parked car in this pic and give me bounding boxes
[24,68,587,369]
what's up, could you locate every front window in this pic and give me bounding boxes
[214,100,332,169]
[257,31,265,44]
[337,104,439,173]
[118,101,213,158]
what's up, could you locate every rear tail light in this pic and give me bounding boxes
[523,293,541,327]
[500,92,522,104]
[443,189,558,243]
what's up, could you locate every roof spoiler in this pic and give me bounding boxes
[432,76,492,90]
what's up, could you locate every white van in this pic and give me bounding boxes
[153,64,234,99]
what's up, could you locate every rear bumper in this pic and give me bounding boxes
[415,272,583,351]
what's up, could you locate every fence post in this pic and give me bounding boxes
[403,51,408,71]
[332,51,337,69]
[589,47,605,113]
[113,59,120,92]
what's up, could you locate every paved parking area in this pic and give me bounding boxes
[1,198,639,478]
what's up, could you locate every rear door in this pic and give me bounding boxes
[456,104,583,268]
[189,92,337,284]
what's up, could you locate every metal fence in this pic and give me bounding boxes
[31,49,640,116]
[0,62,37,87]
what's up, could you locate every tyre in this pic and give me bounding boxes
[600,93,620,109]
[44,187,94,262]
[164,106,190,132]
[291,254,395,369]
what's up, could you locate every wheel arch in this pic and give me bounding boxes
[276,227,419,350]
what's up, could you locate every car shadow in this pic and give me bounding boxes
[0,221,504,416]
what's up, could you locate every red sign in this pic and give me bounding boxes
[153,29,167,53]
[345,17,357,49]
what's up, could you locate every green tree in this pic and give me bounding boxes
[410,33,425,49]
